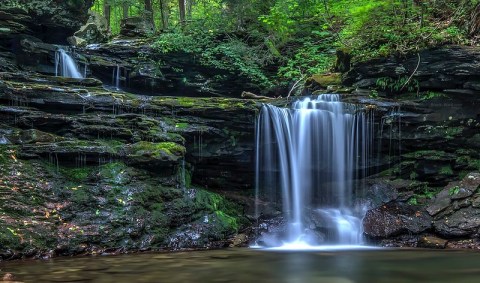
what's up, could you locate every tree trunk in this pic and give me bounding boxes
[144,0,155,31]
[178,0,186,26]
[122,2,129,19]
[186,0,193,19]
[159,0,169,30]
[103,3,111,31]
[470,3,480,36]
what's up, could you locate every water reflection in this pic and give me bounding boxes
[2,249,480,283]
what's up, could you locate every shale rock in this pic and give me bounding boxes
[0,70,254,258]
[363,202,432,238]
[0,0,93,44]
[417,236,448,249]
[344,45,480,92]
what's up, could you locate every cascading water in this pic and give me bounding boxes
[255,94,374,248]
[112,65,121,90]
[55,49,84,79]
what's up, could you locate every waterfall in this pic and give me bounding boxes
[55,49,84,79]
[255,94,374,247]
[112,65,121,90]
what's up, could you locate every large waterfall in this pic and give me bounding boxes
[55,49,84,79]
[255,94,374,248]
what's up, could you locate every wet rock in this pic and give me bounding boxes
[427,188,452,216]
[229,233,249,247]
[446,239,480,249]
[363,202,432,238]
[434,206,480,237]
[417,236,448,249]
[364,181,398,207]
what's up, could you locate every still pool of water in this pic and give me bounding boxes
[2,248,480,283]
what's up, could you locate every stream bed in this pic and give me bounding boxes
[2,248,480,282]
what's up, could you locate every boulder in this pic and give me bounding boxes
[67,36,87,47]
[73,11,109,45]
[363,202,432,238]
[434,206,480,237]
[120,16,155,37]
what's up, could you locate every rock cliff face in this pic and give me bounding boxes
[79,38,263,97]
[0,1,263,258]
[345,46,480,248]
[0,70,261,259]
[344,45,480,94]
[1,0,93,43]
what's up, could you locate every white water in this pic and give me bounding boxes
[55,49,84,79]
[255,94,373,248]
[112,65,121,90]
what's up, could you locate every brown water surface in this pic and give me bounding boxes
[1,248,480,283]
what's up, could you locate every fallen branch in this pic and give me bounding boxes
[400,53,421,92]
[286,72,306,99]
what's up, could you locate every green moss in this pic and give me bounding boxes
[445,126,463,137]
[177,97,196,107]
[130,141,186,157]
[151,96,256,111]
[403,150,448,161]
[60,166,94,181]
[71,185,92,205]
[0,226,23,249]
[98,162,129,183]
[439,165,454,175]
[309,73,342,87]
[175,122,190,129]
[193,189,244,232]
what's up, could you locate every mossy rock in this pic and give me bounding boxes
[403,150,455,162]
[308,73,342,88]
[122,141,185,170]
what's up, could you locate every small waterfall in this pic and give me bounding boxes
[255,94,374,247]
[55,49,84,79]
[112,65,121,90]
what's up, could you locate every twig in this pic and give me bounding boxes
[286,71,306,99]
[400,53,421,92]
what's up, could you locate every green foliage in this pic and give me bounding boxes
[408,186,439,205]
[449,186,461,196]
[376,76,419,94]
[153,29,275,89]
[419,91,446,100]
[278,35,336,80]
[335,0,475,60]
[91,0,477,90]
[407,197,418,205]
